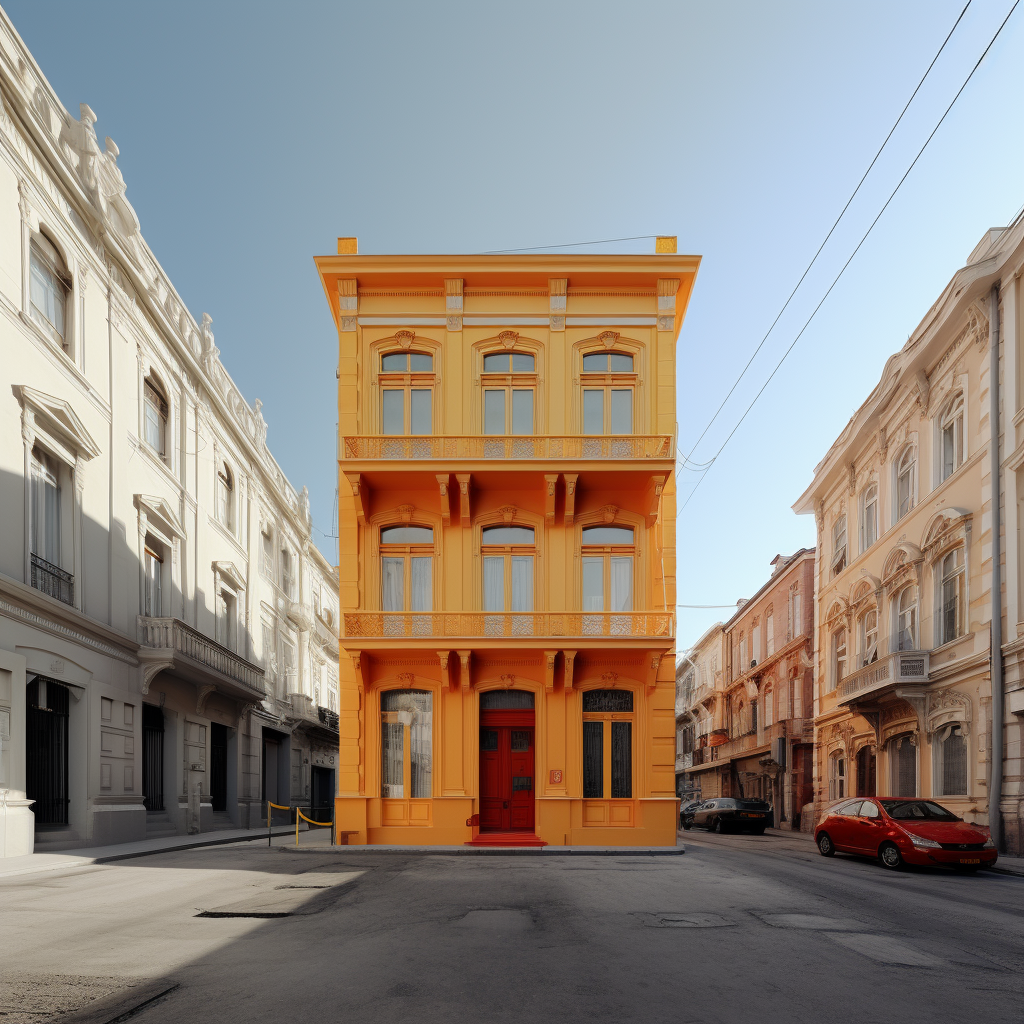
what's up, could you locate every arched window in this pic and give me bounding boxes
[582,350,635,435]
[482,351,536,435]
[939,394,964,482]
[938,548,964,646]
[831,516,847,577]
[482,525,535,615]
[828,751,846,801]
[143,377,168,459]
[380,350,434,435]
[935,724,967,796]
[582,688,634,799]
[763,686,773,727]
[380,689,432,798]
[859,608,878,666]
[217,462,233,530]
[860,484,878,552]
[894,447,916,521]
[890,734,917,796]
[830,628,847,692]
[581,526,634,614]
[30,232,70,350]
[380,525,434,612]
[895,586,918,651]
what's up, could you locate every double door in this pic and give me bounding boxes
[479,723,534,832]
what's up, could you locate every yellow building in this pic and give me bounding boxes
[316,239,698,846]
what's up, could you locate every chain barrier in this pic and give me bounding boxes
[266,801,336,846]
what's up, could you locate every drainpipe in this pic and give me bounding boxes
[989,284,1003,851]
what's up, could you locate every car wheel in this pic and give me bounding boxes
[714,818,724,834]
[681,819,691,831]
[817,832,835,857]
[879,842,903,870]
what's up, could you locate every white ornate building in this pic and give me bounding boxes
[0,11,338,856]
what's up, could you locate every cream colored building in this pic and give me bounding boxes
[795,216,1024,854]
[0,11,338,856]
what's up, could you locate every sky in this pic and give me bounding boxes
[7,0,1023,652]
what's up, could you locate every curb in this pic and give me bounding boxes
[278,844,687,856]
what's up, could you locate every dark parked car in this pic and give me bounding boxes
[682,798,771,834]
[678,800,703,827]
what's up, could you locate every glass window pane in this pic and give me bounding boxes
[381,353,407,371]
[410,390,431,434]
[511,353,535,372]
[410,557,432,612]
[480,729,498,751]
[409,694,432,798]
[483,556,504,612]
[511,556,533,612]
[582,353,607,371]
[381,557,404,611]
[582,526,634,544]
[409,352,433,371]
[582,690,634,713]
[582,557,604,611]
[583,721,604,798]
[482,526,535,544]
[511,390,533,434]
[382,390,404,434]
[610,557,633,611]
[381,721,404,797]
[611,722,632,798]
[483,353,509,372]
[583,390,604,434]
[609,353,633,372]
[610,390,632,434]
[381,526,434,543]
[484,390,505,435]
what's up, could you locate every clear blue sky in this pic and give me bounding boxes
[7,1,1022,651]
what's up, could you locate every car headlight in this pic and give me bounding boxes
[907,834,942,849]
[982,837,995,849]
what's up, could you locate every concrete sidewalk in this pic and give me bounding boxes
[0,825,302,880]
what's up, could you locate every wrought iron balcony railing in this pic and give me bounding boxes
[342,434,674,462]
[30,553,73,606]
[138,616,267,697]
[342,610,673,640]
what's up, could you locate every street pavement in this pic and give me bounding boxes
[0,830,1021,1024]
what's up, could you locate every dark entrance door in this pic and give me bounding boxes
[856,745,877,796]
[210,722,228,813]
[142,704,164,811]
[26,677,69,826]
[311,766,334,823]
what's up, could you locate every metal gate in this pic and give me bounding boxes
[210,722,227,813]
[142,703,164,811]
[26,677,69,826]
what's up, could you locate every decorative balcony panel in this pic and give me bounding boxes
[318,706,340,732]
[342,611,673,641]
[838,650,930,704]
[31,553,74,606]
[342,434,673,462]
[138,616,267,699]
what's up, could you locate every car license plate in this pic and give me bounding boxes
[959,858,980,865]
[741,813,762,818]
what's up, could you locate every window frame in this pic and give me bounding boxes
[380,687,434,799]
[933,723,968,797]
[828,751,846,801]
[859,607,878,666]
[481,351,537,435]
[581,526,635,613]
[831,516,847,577]
[894,446,916,523]
[581,687,635,800]
[29,232,71,351]
[860,483,878,552]
[380,525,435,612]
[481,525,536,613]
[379,348,435,436]
[938,393,965,483]
[580,349,637,435]
[830,627,847,692]
[143,377,169,460]
[894,585,918,652]
[216,462,234,532]
[144,538,164,618]
[937,548,964,647]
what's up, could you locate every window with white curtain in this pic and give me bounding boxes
[581,351,635,434]
[380,525,434,612]
[144,538,163,617]
[831,516,847,577]
[381,689,432,798]
[859,608,878,666]
[939,394,964,482]
[895,586,918,651]
[895,447,915,521]
[481,525,535,613]
[380,350,434,435]
[581,526,634,613]
[938,549,964,646]
[935,723,967,796]
[29,233,70,350]
[30,446,61,566]
[860,484,878,552]
[831,628,847,692]
[482,351,535,435]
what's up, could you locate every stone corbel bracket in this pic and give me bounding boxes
[458,650,472,692]
[138,650,174,696]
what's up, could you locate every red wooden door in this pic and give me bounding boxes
[479,724,535,832]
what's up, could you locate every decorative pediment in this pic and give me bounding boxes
[134,494,185,540]
[850,580,873,607]
[213,561,246,591]
[824,599,847,626]
[16,386,101,461]
[927,687,972,736]
[922,508,970,551]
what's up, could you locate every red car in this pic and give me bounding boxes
[815,797,997,872]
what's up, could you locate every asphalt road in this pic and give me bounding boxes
[1,830,1022,1024]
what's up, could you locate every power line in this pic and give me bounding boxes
[675,0,973,483]
[677,604,743,609]
[678,0,1018,515]
[480,235,659,254]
